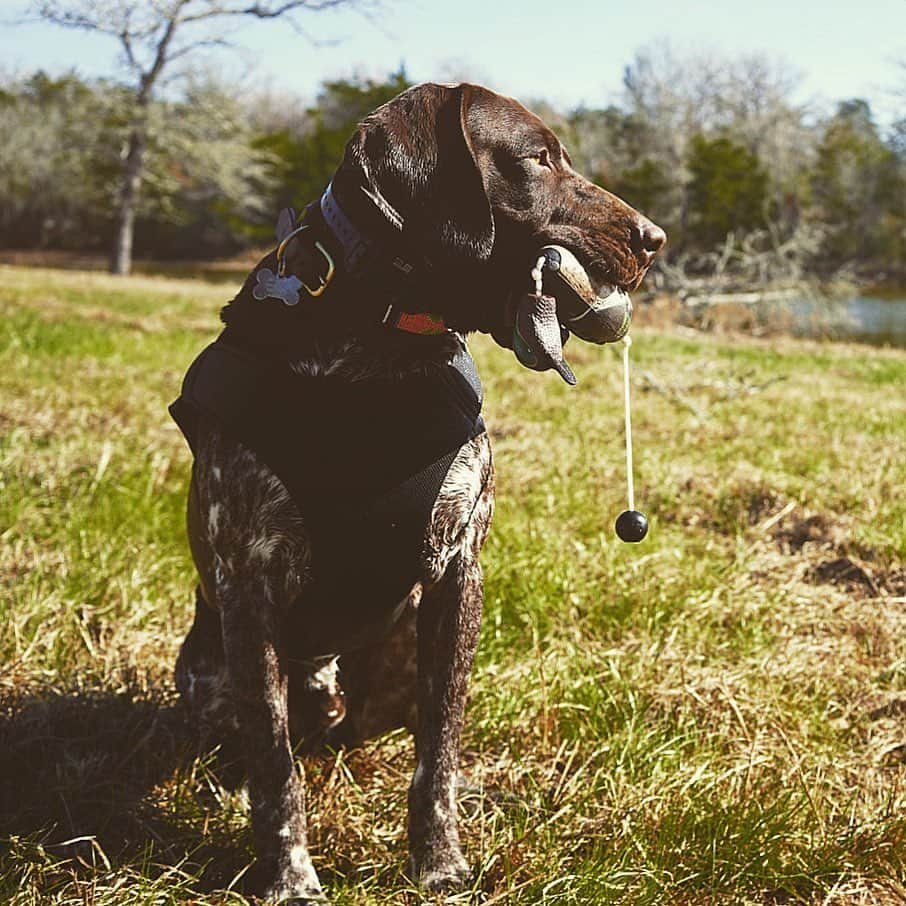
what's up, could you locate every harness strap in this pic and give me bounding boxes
[168,340,268,457]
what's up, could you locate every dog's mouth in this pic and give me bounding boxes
[491,246,633,351]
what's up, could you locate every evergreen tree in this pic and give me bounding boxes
[811,99,905,276]
[686,135,770,250]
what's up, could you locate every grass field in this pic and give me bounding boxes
[1,263,905,905]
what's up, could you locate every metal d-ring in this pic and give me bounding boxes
[276,224,336,297]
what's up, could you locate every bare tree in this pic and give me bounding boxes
[30,0,365,274]
[619,42,814,254]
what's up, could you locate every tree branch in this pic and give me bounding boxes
[137,0,190,101]
[165,36,235,63]
[179,0,353,24]
[119,28,138,73]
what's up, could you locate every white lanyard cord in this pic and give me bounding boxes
[622,335,635,512]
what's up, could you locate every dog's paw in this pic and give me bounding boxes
[257,867,328,905]
[407,849,472,892]
[268,898,329,906]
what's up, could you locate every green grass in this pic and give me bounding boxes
[1,262,906,904]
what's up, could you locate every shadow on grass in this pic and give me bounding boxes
[0,685,253,895]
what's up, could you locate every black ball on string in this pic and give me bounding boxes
[615,509,648,543]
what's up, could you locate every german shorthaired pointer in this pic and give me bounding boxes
[170,82,664,903]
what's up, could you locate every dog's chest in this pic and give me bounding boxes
[180,337,491,653]
[172,335,483,507]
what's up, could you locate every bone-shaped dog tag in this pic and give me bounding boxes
[252,266,302,306]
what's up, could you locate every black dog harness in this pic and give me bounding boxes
[170,335,484,515]
[170,321,484,651]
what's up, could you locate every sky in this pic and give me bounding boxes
[0,0,903,123]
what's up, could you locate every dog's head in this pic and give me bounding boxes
[334,82,666,356]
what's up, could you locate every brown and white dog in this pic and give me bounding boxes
[172,83,664,903]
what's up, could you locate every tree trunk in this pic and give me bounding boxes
[110,126,146,276]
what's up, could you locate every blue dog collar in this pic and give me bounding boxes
[320,182,376,270]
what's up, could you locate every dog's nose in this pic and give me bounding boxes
[630,217,667,262]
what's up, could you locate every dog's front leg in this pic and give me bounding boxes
[220,582,325,904]
[408,553,483,891]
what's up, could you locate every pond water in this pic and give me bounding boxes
[788,296,906,347]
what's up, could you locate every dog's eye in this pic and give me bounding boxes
[532,148,552,169]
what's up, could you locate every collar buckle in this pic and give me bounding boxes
[276,224,336,298]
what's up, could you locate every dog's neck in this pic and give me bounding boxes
[219,181,465,356]
[286,181,455,330]
[219,175,519,369]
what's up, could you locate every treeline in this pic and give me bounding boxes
[1,48,903,286]
[0,67,409,261]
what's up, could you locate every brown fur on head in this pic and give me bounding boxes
[336,83,496,265]
[333,82,665,338]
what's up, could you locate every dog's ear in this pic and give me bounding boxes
[339,83,495,264]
